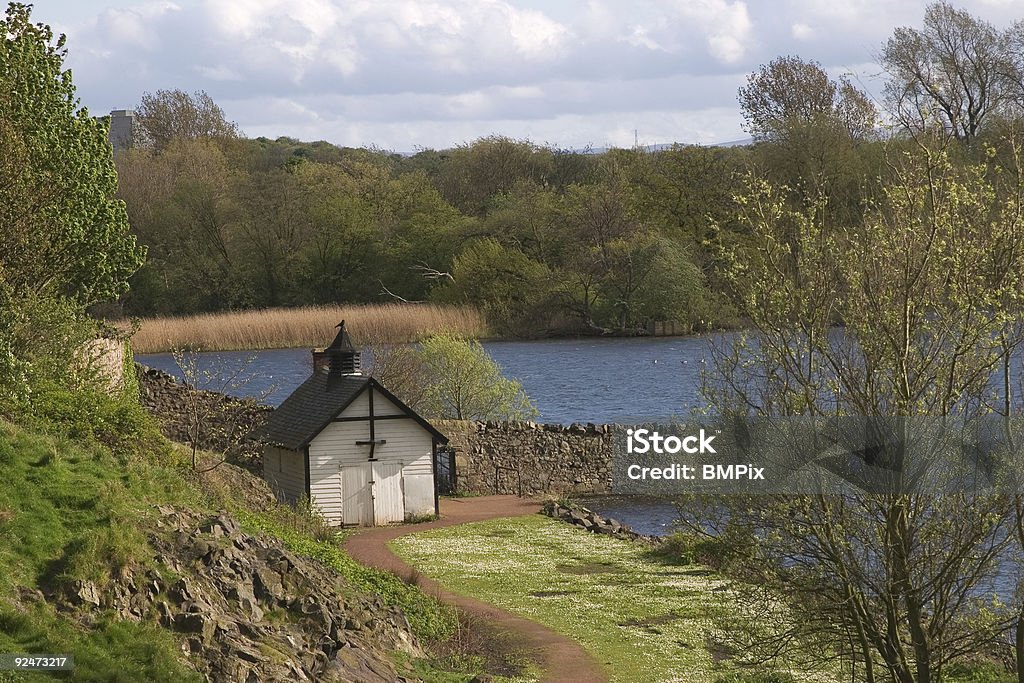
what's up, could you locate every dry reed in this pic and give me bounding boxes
[131,304,487,353]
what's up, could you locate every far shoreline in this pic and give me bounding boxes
[126,303,727,355]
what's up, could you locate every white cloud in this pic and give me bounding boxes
[626,26,665,52]
[88,1,179,49]
[791,22,813,40]
[508,7,570,57]
[194,64,243,81]
[38,0,1024,150]
[668,0,754,63]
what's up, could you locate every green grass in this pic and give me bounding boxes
[0,420,204,682]
[391,516,823,683]
[0,606,202,683]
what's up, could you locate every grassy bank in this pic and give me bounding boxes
[0,414,513,682]
[131,304,487,353]
[0,421,205,681]
[391,515,821,683]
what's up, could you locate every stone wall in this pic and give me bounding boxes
[437,420,617,496]
[136,364,272,470]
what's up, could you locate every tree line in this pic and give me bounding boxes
[115,118,728,336]
[114,5,1024,341]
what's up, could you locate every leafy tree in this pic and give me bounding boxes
[477,181,563,263]
[0,3,144,307]
[372,170,468,302]
[434,136,553,216]
[235,166,312,307]
[623,144,746,250]
[444,237,553,335]
[0,3,144,406]
[417,333,536,421]
[119,139,242,313]
[739,55,876,145]
[738,55,878,225]
[632,237,714,331]
[700,136,1024,681]
[556,177,684,333]
[134,88,239,151]
[881,2,1017,142]
[292,162,379,304]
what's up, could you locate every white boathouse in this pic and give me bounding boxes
[258,322,447,525]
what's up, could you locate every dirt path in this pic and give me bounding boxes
[343,496,609,683]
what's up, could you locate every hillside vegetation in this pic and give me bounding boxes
[0,420,204,682]
[0,396,523,681]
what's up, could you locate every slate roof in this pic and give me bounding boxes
[255,370,447,450]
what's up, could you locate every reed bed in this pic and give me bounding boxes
[131,304,487,353]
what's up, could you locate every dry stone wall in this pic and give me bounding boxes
[437,420,618,496]
[136,364,272,471]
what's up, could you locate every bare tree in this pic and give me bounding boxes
[171,349,271,472]
[1005,21,1024,113]
[880,2,1015,142]
[738,55,877,218]
[739,55,877,144]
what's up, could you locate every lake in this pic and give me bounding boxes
[135,333,1024,549]
[136,335,722,425]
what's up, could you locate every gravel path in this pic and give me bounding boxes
[343,495,609,683]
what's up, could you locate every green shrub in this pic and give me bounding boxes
[650,531,701,565]
[27,380,153,455]
[652,527,757,571]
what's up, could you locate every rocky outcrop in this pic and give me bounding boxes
[136,365,272,471]
[61,506,421,682]
[541,500,661,545]
[440,420,616,496]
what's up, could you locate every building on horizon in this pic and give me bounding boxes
[108,109,134,151]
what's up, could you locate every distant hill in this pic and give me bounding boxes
[573,138,754,154]
[394,137,754,157]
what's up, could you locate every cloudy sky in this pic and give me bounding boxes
[29,0,1024,151]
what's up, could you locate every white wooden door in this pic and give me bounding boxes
[371,461,405,524]
[341,465,373,526]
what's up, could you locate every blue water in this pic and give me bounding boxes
[136,335,721,425]
[581,496,682,537]
[581,495,1016,601]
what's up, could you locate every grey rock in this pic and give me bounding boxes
[71,580,101,607]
